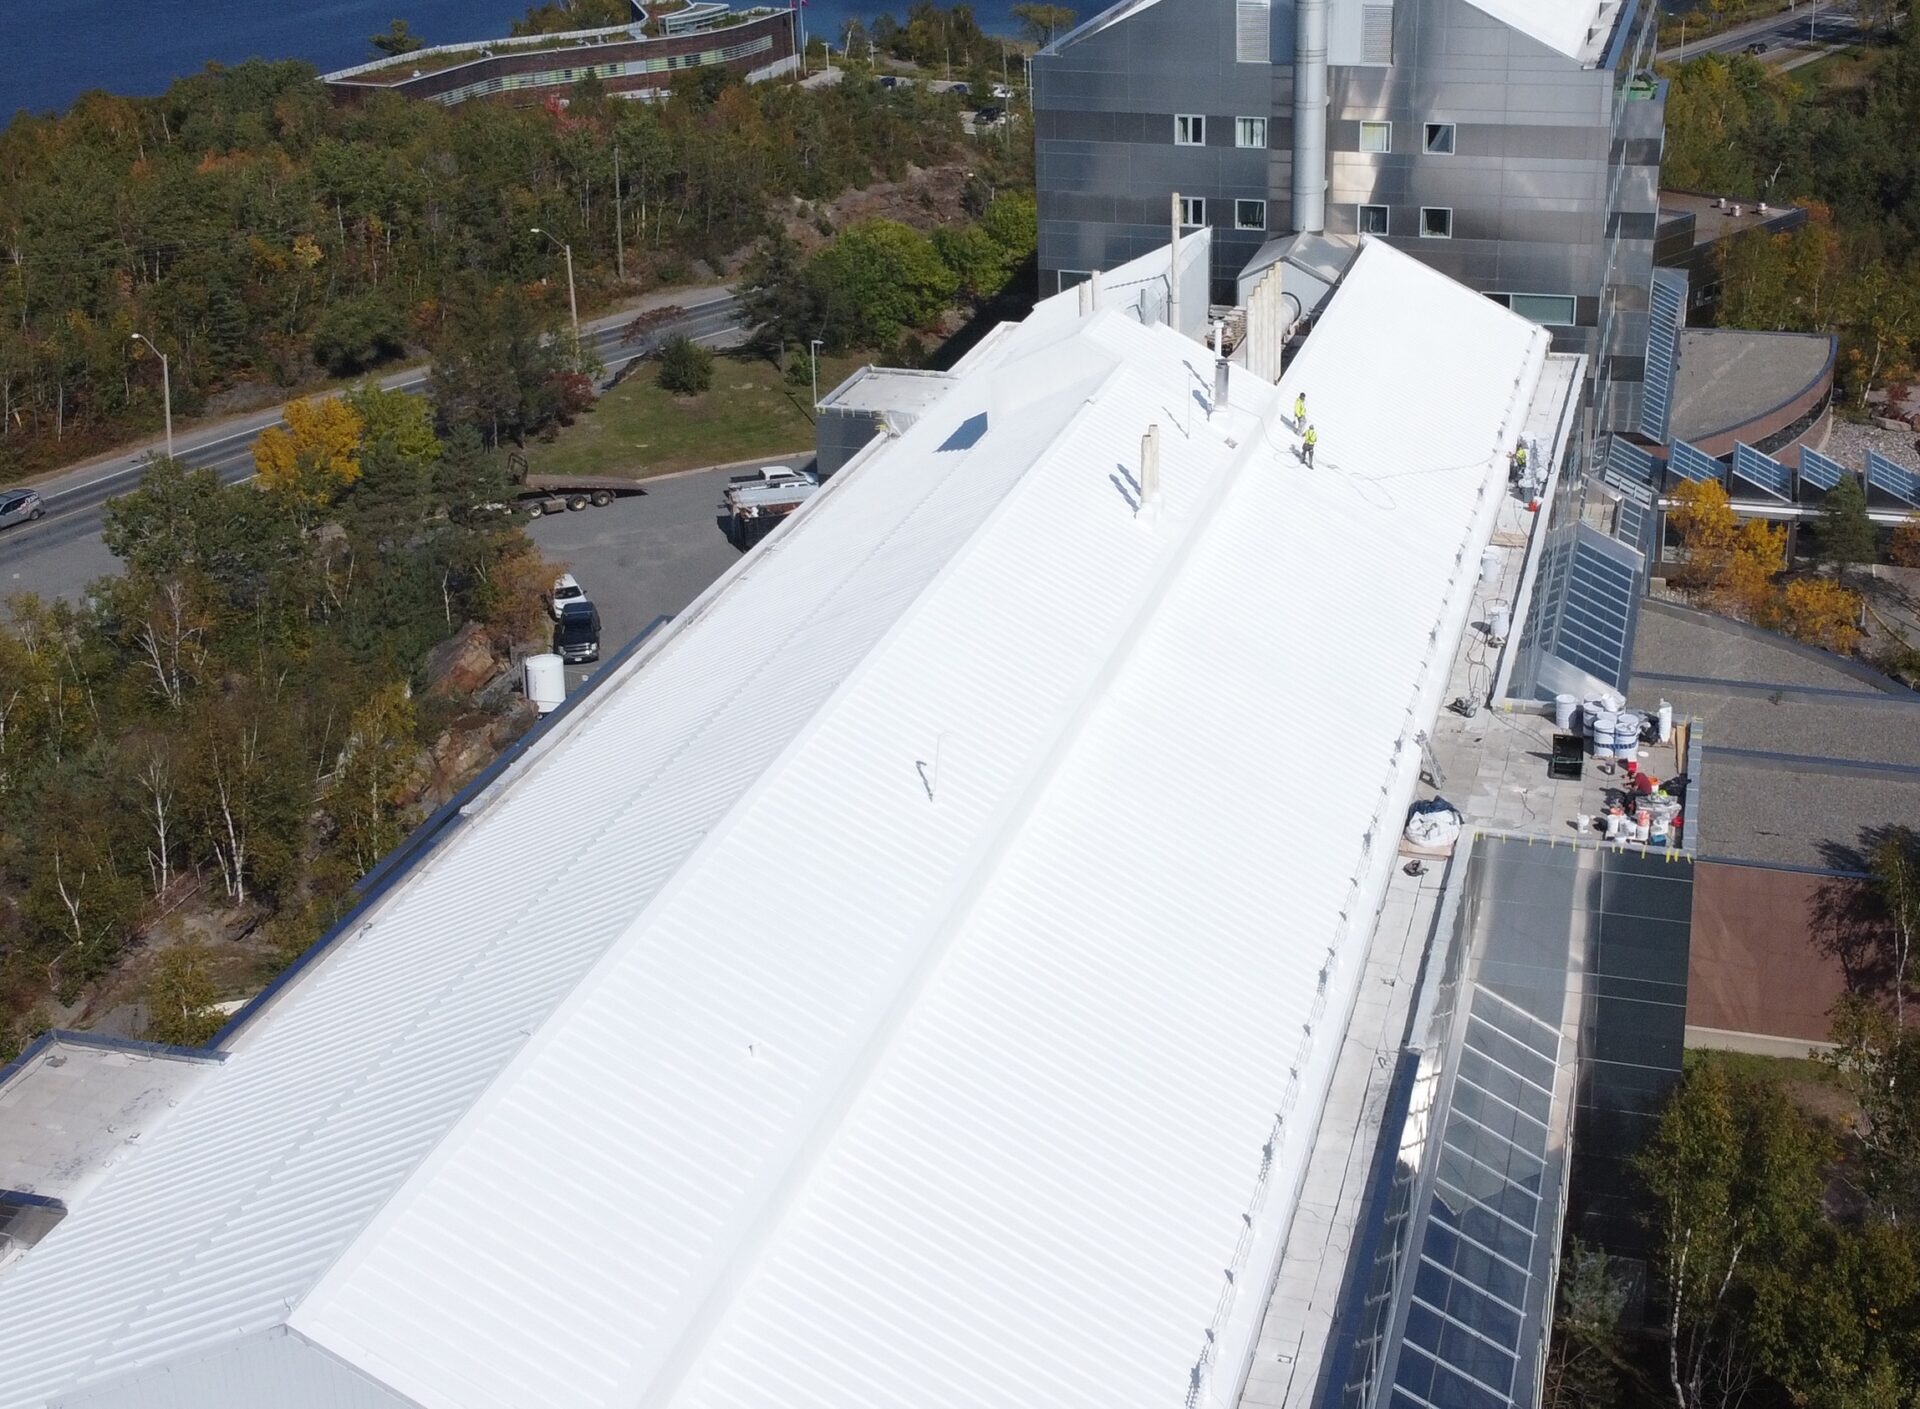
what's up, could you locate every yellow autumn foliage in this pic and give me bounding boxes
[252,397,365,505]
[1773,577,1863,654]
[1668,477,1784,618]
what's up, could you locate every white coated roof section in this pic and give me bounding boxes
[1460,0,1617,61]
[0,238,1547,1409]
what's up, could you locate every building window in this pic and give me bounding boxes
[1236,116,1268,148]
[1175,114,1206,146]
[1180,196,1207,227]
[1420,206,1452,238]
[1424,122,1456,155]
[1235,199,1267,230]
[1358,203,1390,235]
[1506,293,1578,326]
[1057,270,1094,293]
[1359,120,1391,154]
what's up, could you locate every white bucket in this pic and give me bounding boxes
[524,653,566,715]
[1576,814,1592,833]
[1554,694,1577,731]
[1489,605,1512,640]
[1480,547,1501,584]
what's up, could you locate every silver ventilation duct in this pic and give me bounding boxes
[1292,0,1329,232]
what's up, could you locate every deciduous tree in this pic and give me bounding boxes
[142,941,226,1046]
[1637,1060,1827,1409]
[1774,575,1863,654]
[252,396,366,506]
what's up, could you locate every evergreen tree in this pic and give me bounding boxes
[1817,472,1876,586]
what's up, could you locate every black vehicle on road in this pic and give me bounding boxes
[554,600,602,664]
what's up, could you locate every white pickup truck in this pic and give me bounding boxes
[721,465,820,549]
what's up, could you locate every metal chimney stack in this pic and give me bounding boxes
[1292,0,1329,232]
[1140,424,1163,508]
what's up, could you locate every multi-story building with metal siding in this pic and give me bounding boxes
[1032,0,1664,427]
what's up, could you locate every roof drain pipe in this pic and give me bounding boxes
[1292,0,1329,233]
[1168,191,1183,335]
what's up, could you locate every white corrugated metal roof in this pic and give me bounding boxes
[0,238,1546,1409]
[1461,0,1615,61]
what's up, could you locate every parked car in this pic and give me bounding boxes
[547,571,587,621]
[0,488,44,531]
[990,83,1014,99]
[1745,39,1769,53]
[727,465,817,492]
[975,104,1007,126]
[878,74,901,88]
[553,600,602,664]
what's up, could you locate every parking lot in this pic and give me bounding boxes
[526,455,811,692]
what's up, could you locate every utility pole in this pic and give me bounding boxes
[129,333,172,459]
[809,338,824,410]
[530,228,580,353]
[613,143,625,282]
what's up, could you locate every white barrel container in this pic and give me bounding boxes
[1589,711,1617,759]
[524,652,566,715]
[1613,712,1641,757]
[1479,547,1501,584]
[1489,605,1512,640]
[1554,694,1577,731]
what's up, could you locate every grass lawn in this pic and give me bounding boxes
[527,351,868,481]
[1789,44,1881,93]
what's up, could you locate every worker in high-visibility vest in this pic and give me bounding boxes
[1510,441,1528,481]
[1294,392,1307,428]
[1302,424,1319,468]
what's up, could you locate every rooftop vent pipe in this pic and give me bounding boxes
[1213,358,1230,412]
[1169,192,1184,333]
[1292,0,1329,232]
[1141,424,1163,508]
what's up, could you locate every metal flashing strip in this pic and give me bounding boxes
[0,1029,227,1094]
[1865,449,1920,507]
[1730,442,1791,501]
[1703,743,1920,781]
[1666,439,1722,486]
[1633,671,1920,706]
[1798,445,1847,493]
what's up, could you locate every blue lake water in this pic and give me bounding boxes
[1,0,1027,120]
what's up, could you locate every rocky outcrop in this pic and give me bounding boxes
[423,622,501,698]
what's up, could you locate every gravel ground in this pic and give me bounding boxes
[1826,415,1920,472]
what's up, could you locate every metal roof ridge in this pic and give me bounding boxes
[290,332,1142,1343]
[624,345,1284,1409]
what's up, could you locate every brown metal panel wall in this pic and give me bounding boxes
[1688,860,1882,1043]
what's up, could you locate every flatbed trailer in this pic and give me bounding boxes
[508,452,650,515]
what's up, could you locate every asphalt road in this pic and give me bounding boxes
[0,291,744,602]
[1661,3,1868,61]
[525,455,810,693]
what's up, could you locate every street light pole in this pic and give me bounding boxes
[129,333,172,459]
[530,227,580,353]
[809,338,824,410]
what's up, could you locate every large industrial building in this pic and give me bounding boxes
[0,235,1639,1409]
[1031,0,1664,428]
